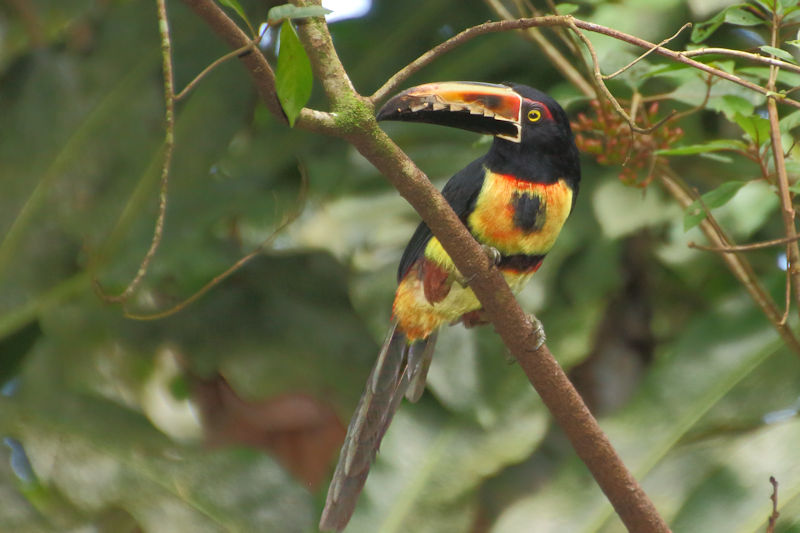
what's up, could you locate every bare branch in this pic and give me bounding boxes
[370,16,800,112]
[483,0,595,97]
[572,18,800,110]
[767,476,780,533]
[765,8,800,321]
[603,23,692,80]
[683,47,800,77]
[176,39,259,101]
[689,233,800,253]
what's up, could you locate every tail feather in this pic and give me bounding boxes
[405,330,438,402]
[319,321,437,531]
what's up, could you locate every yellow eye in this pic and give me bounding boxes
[527,109,542,122]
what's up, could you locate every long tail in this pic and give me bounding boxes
[319,320,438,531]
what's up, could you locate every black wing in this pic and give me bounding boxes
[396,156,488,281]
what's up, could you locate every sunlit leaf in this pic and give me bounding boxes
[734,112,771,144]
[275,21,312,127]
[348,395,549,533]
[684,181,748,230]
[656,139,749,156]
[555,3,580,15]
[707,94,756,120]
[692,4,765,43]
[759,45,797,62]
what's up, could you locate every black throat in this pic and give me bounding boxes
[484,129,581,191]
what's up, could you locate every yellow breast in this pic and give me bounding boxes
[468,171,573,256]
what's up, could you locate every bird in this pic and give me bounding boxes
[319,81,581,531]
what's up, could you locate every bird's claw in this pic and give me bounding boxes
[454,245,502,287]
[528,314,546,350]
[482,244,502,267]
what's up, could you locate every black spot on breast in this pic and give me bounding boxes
[512,192,545,232]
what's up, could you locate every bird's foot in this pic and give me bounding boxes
[482,244,502,267]
[454,245,502,287]
[528,314,546,350]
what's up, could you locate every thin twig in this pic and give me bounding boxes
[691,186,730,238]
[483,0,595,97]
[370,17,800,112]
[668,72,715,124]
[124,169,308,320]
[659,169,800,356]
[569,20,674,134]
[603,23,691,80]
[371,16,575,103]
[688,234,800,252]
[683,47,800,77]
[572,18,800,109]
[782,261,791,325]
[176,40,258,101]
[766,476,780,533]
[95,0,175,304]
[765,7,800,321]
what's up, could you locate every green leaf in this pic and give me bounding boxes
[780,109,800,132]
[554,3,579,15]
[267,4,331,25]
[734,112,771,144]
[683,181,748,230]
[724,5,767,25]
[275,21,313,127]
[692,4,765,43]
[348,391,549,532]
[759,45,798,62]
[217,0,251,27]
[752,0,776,13]
[707,94,756,120]
[656,139,749,156]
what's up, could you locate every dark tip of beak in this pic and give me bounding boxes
[376,82,522,141]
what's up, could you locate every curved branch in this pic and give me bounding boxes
[370,16,800,111]
[370,15,573,104]
[483,0,595,97]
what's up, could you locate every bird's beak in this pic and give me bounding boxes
[376,81,523,143]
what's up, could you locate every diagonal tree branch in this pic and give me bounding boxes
[185,0,671,530]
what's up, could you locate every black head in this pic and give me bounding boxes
[489,82,580,188]
[376,81,580,188]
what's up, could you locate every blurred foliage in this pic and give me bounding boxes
[1,0,800,532]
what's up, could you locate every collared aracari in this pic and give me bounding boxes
[320,81,581,531]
